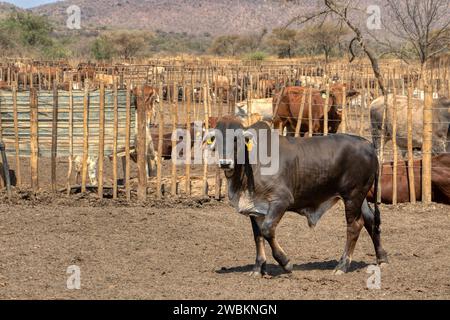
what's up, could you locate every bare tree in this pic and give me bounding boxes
[380,0,450,71]
[287,0,387,94]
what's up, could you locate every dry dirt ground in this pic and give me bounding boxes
[0,191,449,300]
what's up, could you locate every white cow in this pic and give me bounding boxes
[235,98,273,126]
[73,88,160,186]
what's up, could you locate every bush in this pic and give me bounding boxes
[91,35,116,60]
[246,51,267,61]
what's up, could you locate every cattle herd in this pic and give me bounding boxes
[0,58,449,207]
[0,57,449,281]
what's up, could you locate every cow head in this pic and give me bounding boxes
[203,116,256,171]
[322,85,359,114]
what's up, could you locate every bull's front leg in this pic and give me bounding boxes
[261,202,292,273]
[249,216,267,277]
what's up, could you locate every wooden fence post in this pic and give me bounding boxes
[51,81,59,193]
[392,84,398,205]
[324,82,330,136]
[12,85,21,187]
[202,82,209,196]
[112,79,119,199]
[185,86,192,196]
[422,84,433,203]
[156,82,164,199]
[66,80,74,195]
[294,89,306,138]
[308,87,313,138]
[171,82,178,196]
[407,86,416,203]
[98,82,105,198]
[30,88,39,192]
[136,85,148,201]
[125,81,132,201]
[81,81,89,193]
[341,84,347,134]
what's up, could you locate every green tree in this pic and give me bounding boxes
[209,35,241,56]
[0,12,52,47]
[91,35,115,60]
[266,28,299,58]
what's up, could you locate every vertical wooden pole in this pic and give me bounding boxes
[156,83,164,199]
[341,84,347,134]
[323,82,330,136]
[125,81,131,201]
[359,76,366,137]
[30,88,39,192]
[81,80,89,192]
[66,80,74,195]
[202,82,209,196]
[294,90,306,138]
[0,84,4,189]
[422,84,433,203]
[392,83,398,205]
[308,87,313,138]
[112,79,119,199]
[171,85,178,196]
[12,85,21,187]
[51,81,58,193]
[185,86,192,196]
[98,82,105,198]
[407,86,416,203]
[136,85,148,201]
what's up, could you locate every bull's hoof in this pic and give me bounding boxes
[283,261,293,273]
[333,269,345,276]
[249,271,263,278]
[377,251,389,266]
[333,259,350,275]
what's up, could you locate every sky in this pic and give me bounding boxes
[3,0,59,8]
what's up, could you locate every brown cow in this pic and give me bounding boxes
[273,84,358,136]
[0,81,9,90]
[367,154,450,204]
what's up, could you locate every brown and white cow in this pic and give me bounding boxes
[273,85,359,136]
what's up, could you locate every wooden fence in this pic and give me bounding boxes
[0,59,448,204]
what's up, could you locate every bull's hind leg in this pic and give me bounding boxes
[249,216,267,277]
[361,200,388,265]
[334,199,365,275]
[261,204,292,273]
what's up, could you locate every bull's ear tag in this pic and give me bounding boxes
[207,138,213,145]
[321,93,328,99]
[246,141,254,152]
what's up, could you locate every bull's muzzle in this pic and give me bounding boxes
[219,159,234,170]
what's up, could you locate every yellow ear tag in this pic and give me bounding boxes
[207,138,213,145]
[246,141,253,152]
[321,93,328,99]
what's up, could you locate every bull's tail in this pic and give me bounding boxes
[372,168,381,237]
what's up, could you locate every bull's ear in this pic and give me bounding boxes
[347,89,359,98]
